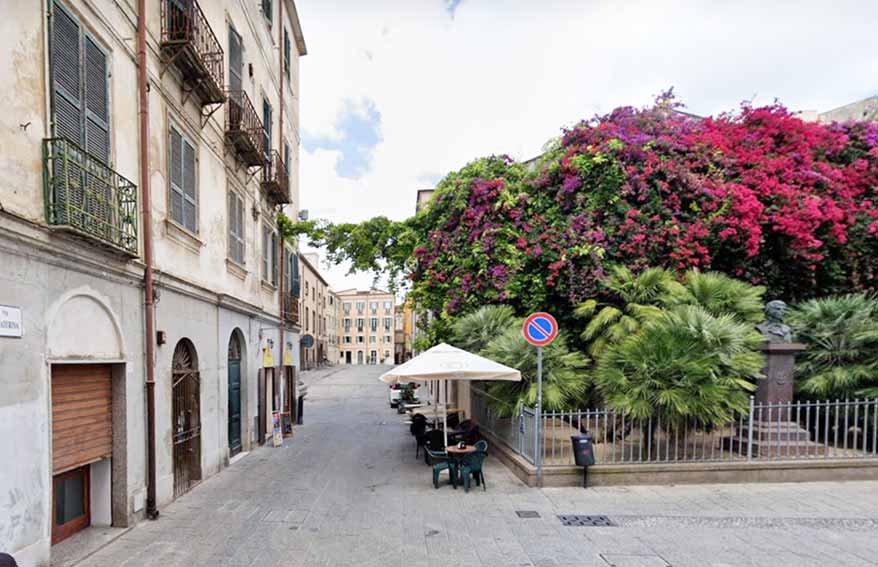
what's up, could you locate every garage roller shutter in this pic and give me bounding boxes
[52,364,112,473]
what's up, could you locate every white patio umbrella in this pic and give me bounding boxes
[379,343,521,447]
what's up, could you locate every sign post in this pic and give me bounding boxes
[522,312,558,487]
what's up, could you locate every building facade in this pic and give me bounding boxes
[299,252,329,369]
[336,289,396,365]
[327,290,341,365]
[0,0,306,563]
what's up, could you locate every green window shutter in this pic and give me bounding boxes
[262,0,273,26]
[291,254,300,297]
[262,224,269,279]
[271,232,278,285]
[228,26,242,92]
[262,99,272,158]
[84,35,109,164]
[50,2,83,145]
[229,191,244,264]
[169,125,184,226]
[283,29,291,80]
[182,138,197,232]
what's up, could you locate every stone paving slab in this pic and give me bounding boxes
[76,364,878,567]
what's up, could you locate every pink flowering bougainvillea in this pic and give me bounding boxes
[290,94,878,331]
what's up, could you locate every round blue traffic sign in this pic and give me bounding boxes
[523,312,558,347]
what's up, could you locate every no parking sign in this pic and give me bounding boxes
[522,312,558,347]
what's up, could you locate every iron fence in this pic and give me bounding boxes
[471,387,878,467]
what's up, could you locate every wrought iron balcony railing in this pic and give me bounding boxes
[283,293,300,326]
[261,150,290,205]
[160,0,225,107]
[225,90,265,167]
[43,138,139,256]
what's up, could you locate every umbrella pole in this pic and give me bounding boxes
[443,378,448,448]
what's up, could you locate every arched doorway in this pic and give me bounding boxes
[172,339,201,497]
[227,332,243,457]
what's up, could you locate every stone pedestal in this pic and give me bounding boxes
[755,341,806,405]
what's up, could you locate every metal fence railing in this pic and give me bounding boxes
[471,387,878,467]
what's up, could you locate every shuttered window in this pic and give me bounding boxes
[284,140,291,189]
[262,224,278,286]
[50,1,110,163]
[228,26,243,93]
[290,253,300,296]
[52,364,112,474]
[228,191,245,265]
[263,98,273,159]
[169,124,198,233]
[271,232,278,285]
[262,0,273,28]
[283,28,291,80]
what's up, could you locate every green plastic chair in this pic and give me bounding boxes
[459,450,487,492]
[474,440,488,453]
[425,448,457,489]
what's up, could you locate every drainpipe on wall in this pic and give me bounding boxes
[277,0,290,425]
[138,0,159,520]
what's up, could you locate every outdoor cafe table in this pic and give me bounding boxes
[445,444,476,488]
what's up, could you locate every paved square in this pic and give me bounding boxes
[74,365,878,567]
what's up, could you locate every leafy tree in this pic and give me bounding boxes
[450,305,516,354]
[595,306,763,425]
[788,293,878,399]
[482,328,591,416]
[574,266,670,358]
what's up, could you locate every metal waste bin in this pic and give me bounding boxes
[570,433,595,488]
[296,395,305,425]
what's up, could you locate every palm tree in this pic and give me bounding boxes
[788,293,878,399]
[574,266,671,358]
[482,328,591,415]
[661,270,766,324]
[449,305,516,354]
[595,305,763,425]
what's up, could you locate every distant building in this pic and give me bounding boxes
[797,95,878,123]
[327,290,342,366]
[299,253,330,369]
[336,289,396,364]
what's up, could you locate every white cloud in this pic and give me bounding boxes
[295,0,878,291]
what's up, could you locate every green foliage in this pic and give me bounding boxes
[482,328,591,416]
[595,305,763,425]
[662,271,766,324]
[788,293,878,399]
[450,305,516,354]
[574,266,671,357]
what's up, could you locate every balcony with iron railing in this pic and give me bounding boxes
[225,90,264,167]
[261,150,290,205]
[283,293,300,326]
[42,138,139,256]
[160,0,225,107]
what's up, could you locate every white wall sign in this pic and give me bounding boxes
[0,305,23,338]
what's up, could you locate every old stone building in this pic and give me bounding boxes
[298,252,330,369]
[336,289,396,365]
[0,0,306,563]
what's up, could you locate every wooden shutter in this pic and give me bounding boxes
[291,254,300,296]
[228,26,242,92]
[51,3,83,145]
[228,192,244,264]
[283,29,290,79]
[84,36,109,164]
[182,139,197,232]
[262,0,273,26]
[52,365,112,474]
[263,99,272,158]
[169,125,184,225]
[262,224,270,278]
[271,231,278,285]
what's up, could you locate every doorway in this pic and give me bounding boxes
[345,351,351,364]
[357,351,364,364]
[172,339,201,498]
[227,333,243,457]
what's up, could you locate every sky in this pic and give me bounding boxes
[295,0,878,293]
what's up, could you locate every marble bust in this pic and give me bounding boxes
[757,300,793,343]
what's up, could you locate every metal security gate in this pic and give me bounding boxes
[228,334,242,457]
[172,339,201,498]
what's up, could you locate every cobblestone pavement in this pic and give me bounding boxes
[78,364,878,567]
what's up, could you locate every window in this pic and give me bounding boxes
[283,28,291,80]
[284,140,291,187]
[228,25,243,93]
[169,124,198,233]
[384,301,392,312]
[343,302,351,314]
[290,253,300,296]
[305,306,309,331]
[370,318,378,332]
[262,0,273,28]
[228,191,244,264]
[344,336,351,344]
[50,2,110,162]
[369,336,376,344]
[356,301,364,314]
[357,336,364,344]
[370,301,378,314]
[384,350,390,360]
[343,318,351,332]
[262,224,277,285]
[356,318,364,332]
[262,98,272,160]
[383,317,392,331]
[384,335,391,343]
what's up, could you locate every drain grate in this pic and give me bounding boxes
[558,514,616,527]
[515,510,541,518]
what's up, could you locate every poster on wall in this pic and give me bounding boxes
[272,412,283,447]
[263,346,274,368]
